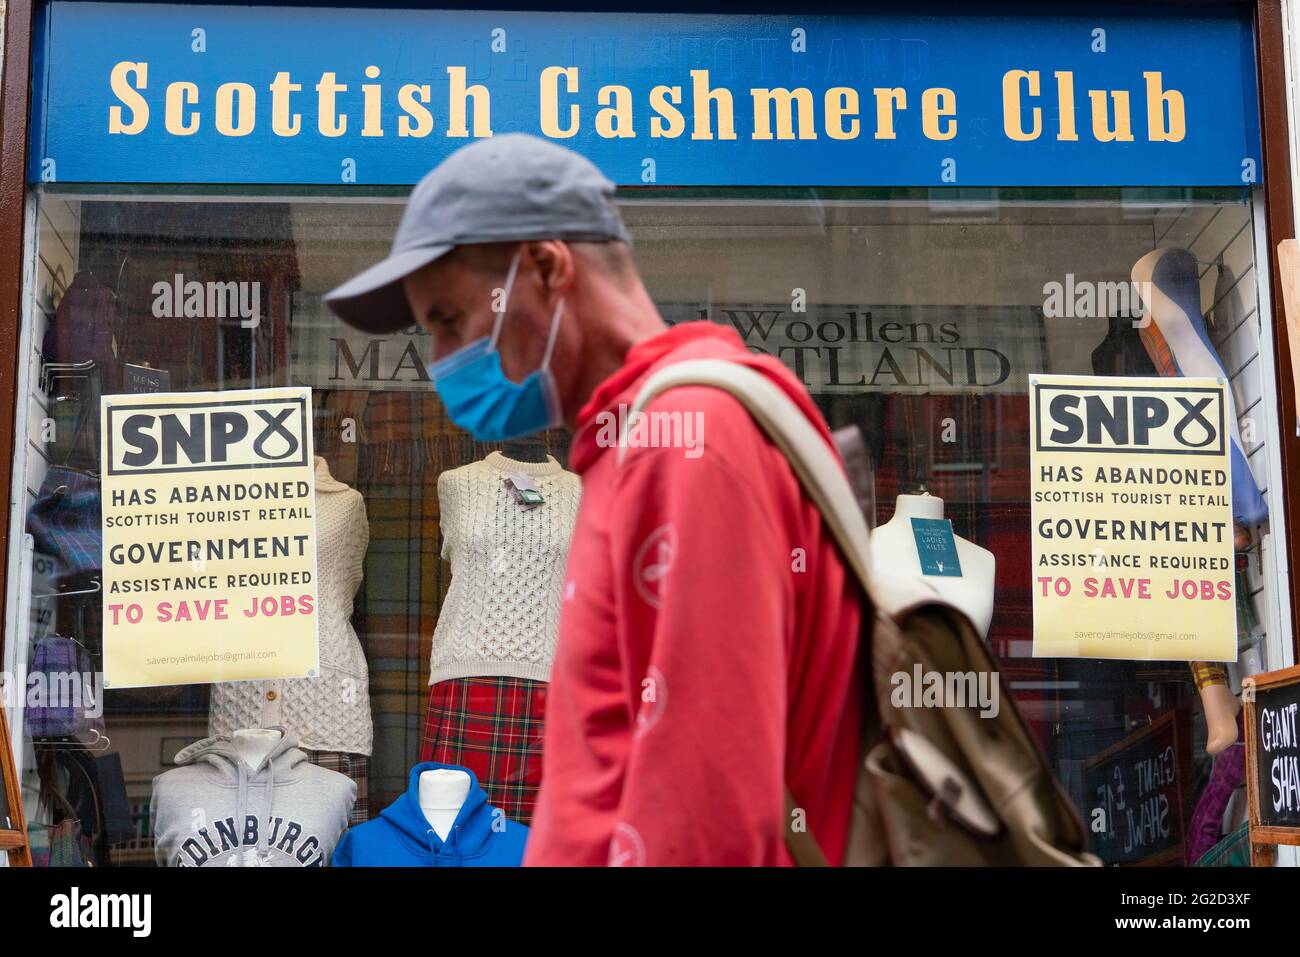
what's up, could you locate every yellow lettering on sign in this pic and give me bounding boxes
[691,70,737,140]
[825,87,860,140]
[539,66,578,138]
[215,82,255,137]
[921,87,956,141]
[315,72,347,137]
[649,85,685,138]
[1144,71,1185,142]
[164,81,199,136]
[1055,71,1078,141]
[1089,89,1134,142]
[596,85,634,139]
[448,66,492,138]
[398,84,433,138]
[1002,69,1041,141]
[362,65,384,138]
[751,87,817,140]
[872,87,906,140]
[269,72,302,137]
[109,61,149,134]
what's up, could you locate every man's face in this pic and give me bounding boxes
[402,243,554,385]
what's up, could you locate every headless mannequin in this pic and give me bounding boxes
[1132,248,1252,754]
[870,493,996,638]
[419,768,471,840]
[233,728,282,771]
[497,439,550,464]
[1131,247,1265,534]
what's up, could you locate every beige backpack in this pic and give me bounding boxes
[625,359,1100,867]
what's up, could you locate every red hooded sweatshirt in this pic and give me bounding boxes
[524,322,863,866]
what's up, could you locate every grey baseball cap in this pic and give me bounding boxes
[324,133,632,335]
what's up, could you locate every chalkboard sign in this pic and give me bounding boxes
[1083,709,1190,866]
[1244,663,1300,865]
[0,704,32,865]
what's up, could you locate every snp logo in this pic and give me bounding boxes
[1032,377,1226,457]
[104,389,310,476]
[50,887,151,938]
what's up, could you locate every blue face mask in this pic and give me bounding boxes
[426,250,565,441]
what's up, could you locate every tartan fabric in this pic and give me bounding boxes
[304,750,370,826]
[27,635,103,738]
[1138,321,1180,376]
[28,467,103,585]
[1193,822,1250,867]
[419,676,548,825]
[1189,661,1229,691]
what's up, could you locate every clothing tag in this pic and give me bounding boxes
[910,517,963,577]
[503,472,544,509]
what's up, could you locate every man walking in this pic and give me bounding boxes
[326,133,863,865]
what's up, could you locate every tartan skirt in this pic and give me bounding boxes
[418,676,548,825]
[304,751,370,826]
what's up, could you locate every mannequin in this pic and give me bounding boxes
[1131,247,1267,528]
[429,451,579,686]
[1091,299,1239,754]
[331,761,528,866]
[233,728,283,771]
[1132,247,1265,755]
[210,454,373,822]
[870,492,995,638]
[498,438,551,463]
[419,767,472,839]
[150,729,355,867]
[421,450,581,824]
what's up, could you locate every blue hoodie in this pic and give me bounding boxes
[332,763,528,867]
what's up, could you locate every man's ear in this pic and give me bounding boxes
[529,240,576,299]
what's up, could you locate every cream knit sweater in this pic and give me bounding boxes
[430,451,581,685]
[209,456,373,755]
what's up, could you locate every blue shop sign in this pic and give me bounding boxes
[30,3,1262,187]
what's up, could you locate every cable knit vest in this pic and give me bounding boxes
[430,451,581,684]
[209,456,373,755]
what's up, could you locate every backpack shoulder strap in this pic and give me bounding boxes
[622,358,878,603]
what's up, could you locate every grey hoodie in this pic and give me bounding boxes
[151,730,355,867]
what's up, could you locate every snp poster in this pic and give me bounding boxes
[1029,374,1236,661]
[100,387,320,688]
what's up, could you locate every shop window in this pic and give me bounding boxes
[6,185,1283,866]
